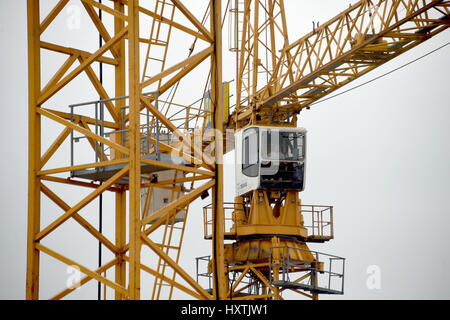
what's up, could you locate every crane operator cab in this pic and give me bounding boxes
[235,126,307,196]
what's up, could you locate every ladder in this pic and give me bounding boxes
[140,0,176,160]
[151,214,188,300]
[141,0,176,88]
[229,0,245,52]
[231,0,252,108]
[141,169,191,300]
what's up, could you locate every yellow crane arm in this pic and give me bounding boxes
[231,0,450,127]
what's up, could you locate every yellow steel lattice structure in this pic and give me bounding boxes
[26,0,449,300]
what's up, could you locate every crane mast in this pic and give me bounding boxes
[216,0,450,300]
[25,0,449,300]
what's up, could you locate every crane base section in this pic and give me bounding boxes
[196,237,345,299]
[224,238,314,266]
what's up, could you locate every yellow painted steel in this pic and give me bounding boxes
[25,0,449,300]
[26,0,41,300]
[230,0,450,129]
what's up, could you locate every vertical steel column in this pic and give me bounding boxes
[115,188,126,300]
[113,2,127,300]
[252,0,259,99]
[70,105,74,167]
[26,0,41,300]
[312,251,319,300]
[128,0,142,300]
[210,0,226,300]
[155,92,160,160]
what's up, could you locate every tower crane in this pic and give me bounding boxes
[26,0,449,300]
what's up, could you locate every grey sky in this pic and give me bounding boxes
[1,1,449,300]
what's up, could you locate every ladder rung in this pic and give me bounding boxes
[149,40,168,47]
[148,57,165,62]
[157,0,174,6]
[154,40,168,46]
[158,283,173,287]
[157,243,174,248]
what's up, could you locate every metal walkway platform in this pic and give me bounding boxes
[71,154,188,185]
[271,281,343,295]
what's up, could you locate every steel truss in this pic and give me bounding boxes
[27,0,225,300]
[26,0,449,300]
[230,0,450,128]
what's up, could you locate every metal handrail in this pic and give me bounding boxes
[301,205,334,240]
[202,202,238,239]
[69,91,159,169]
[195,255,212,291]
[269,246,345,295]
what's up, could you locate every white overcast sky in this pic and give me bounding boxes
[0,1,449,300]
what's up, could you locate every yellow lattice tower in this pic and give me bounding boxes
[26,0,449,300]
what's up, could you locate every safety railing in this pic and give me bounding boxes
[195,255,213,292]
[195,255,262,297]
[269,246,345,295]
[203,202,237,240]
[301,205,334,242]
[69,91,161,170]
[68,91,209,174]
[202,203,334,242]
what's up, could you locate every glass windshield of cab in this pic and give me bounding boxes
[261,130,304,161]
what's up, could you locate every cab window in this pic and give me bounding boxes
[262,130,304,161]
[242,127,259,177]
